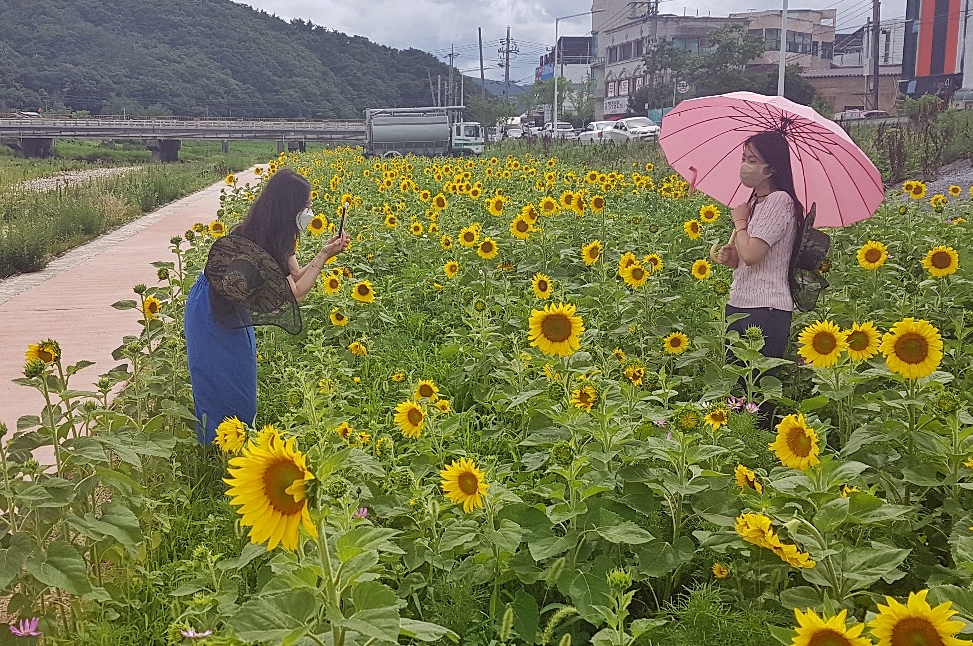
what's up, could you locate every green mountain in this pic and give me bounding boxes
[0,0,455,118]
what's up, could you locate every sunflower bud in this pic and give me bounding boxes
[157,267,170,281]
[96,377,112,392]
[550,441,574,466]
[325,477,350,498]
[499,605,514,642]
[24,359,46,379]
[0,423,7,439]
[21,458,40,473]
[712,279,730,296]
[185,230,196,242]
[82,400,97,413]
[648,224,659,233]
[745,325,764,341]
[170,236,184,246]
[133,284,147,295]
[934,391,960,414]
[606,567,632,591]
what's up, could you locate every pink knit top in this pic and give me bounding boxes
[728,191,797,312]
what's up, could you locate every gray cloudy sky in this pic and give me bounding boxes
[239,0,894,83]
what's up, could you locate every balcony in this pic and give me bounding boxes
[591,57,606,67]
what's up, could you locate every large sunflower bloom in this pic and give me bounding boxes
[486,195,505,216]
[444,260,460,278]
[880,318,943,379]
[477,237,499,260]
[394,400,425,438]
[582,240,602,265]
[769,414,820,470]
[704,407,728,430]
[922,245,959,277]
[432,193,448,210]
[734,512,778,550]
[663,331,689,355]
[351,280,375,303]
[692,259,711,280]
[322,274,341,295]
[509,215,532,240]
[571,385,598,412]
[734,464,762,493]
[857,240,888,270]
[142,296,161,320]
[532,273,553,299]
[908,181,927,199]
[223,427,317,551]
[414,379,439,401]
[699,204,720,223]
[684,219,702,240]
[440,458,489,513]
[844,321,881,362]
[643,253,663,272]
[458,226,479,248]
[308,215,327,236]
[539,195,559,215]
[793,609,872,646]
[590,195,606,213]
[25,339,60,364]
[559,190,575,209]
[869,589,971,646]
[797,320,848,368]
[528,302,584,357]
[329,309,349,326]
[622,263,649,289]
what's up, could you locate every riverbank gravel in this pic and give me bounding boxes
[11,166,139,192]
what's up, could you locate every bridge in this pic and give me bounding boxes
[0,116,367,161]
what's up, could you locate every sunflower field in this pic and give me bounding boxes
[8,146,973,646]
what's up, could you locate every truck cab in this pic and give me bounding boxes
[451,122,484,155]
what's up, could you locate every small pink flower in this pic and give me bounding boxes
[352,507,369,519]
[181,628,214,639]
[10,618,41,637]
[653,419,668,428]
[727,396,744,411]
[745,402,760,414]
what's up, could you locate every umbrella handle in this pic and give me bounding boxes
[687,166,698,197]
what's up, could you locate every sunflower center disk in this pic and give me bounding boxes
[847,332,867,352]
[407,408,423,426]
[865,249,881,263]
[541,314,573,343]
[931,252,951,269]
[263,460,306,515]
[786,429,813,457]
[806,628,856,646]
[538,280,548,291]
[889,617,945,646]
[418,385,433,398]
[812,332,838,355]
[895,333,929,364]
[457,472,480,496]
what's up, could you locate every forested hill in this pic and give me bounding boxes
[0,0,456,118]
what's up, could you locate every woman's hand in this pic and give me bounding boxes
[714,244,739,268]
[731,203,750,231]
[321,231,351,260]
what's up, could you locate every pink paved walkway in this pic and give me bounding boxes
[0,169,258,456]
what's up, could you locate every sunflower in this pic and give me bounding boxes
[922,245,960,277]
[949,184,963,197]
[419,189,431,201]
[329,309,349,326]
[432,193,448,210]
[414,379,439,401]
[209,220,227,238]
[410,221,424,236]
[539,195,560,215]
[142,296,161,320]
[773,541,816,569]
[322,275,341,295]
[334,421,352,441]
[621,262,648,289]
[522,203,539,222]
[458,226,479,247]
[769,414,820,470]
[351,280,375,303]
[441,234,454,250]
[532,272,553,299]
[305,215,326,236]
[856,240,888,270]
[487,195,505,216]
[699,204,721,223]
[683,219,702,240]
[869,589,969,646]
[618,251,638,273]
[792,609,872,646]
[559,190,575,209]
[435,399,451,413]
[391,371,406,382]
[643,253,663,272]
[844,321,881,362]
[734,512,777,549]
[440,458,489,513]
[704,406,728,430]
[477,237,499,260]
[624,363,645,386]
[528,302,584,357]
[585,170,599,184]
[797,320,848,368]
[909,181,928,199]
[384,214,398,228]
[612,347,626,362]
[663,331,689,355]
[582,240,603,266]
[903,180,916,194]
[469,186,482,200]
[509,215,532,240]
[225,173,236,186]
[880,317,943,379]
[734,464,762,493]
[214,416,247,454]
[223,427,317,551]
[571,385,598,412]
[444,260,460,278]
[394,400,425,438]
[691,259,711,280]
[25,339,60,364]
[349,340,367,357]
[712,563,730,579]
[590,195,606,213]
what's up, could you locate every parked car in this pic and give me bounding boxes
[833,110,864,122]
[578,121,616,144]
[603,116,660,142]
[543,121,578,141]
[862,110,891,119]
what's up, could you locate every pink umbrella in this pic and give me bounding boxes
[659,92,885,227]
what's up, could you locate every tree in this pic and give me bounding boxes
[563,72,595,125]
[466,94,513,130]
[687,24,766,96]
[751,65,818,106]
[526,78,571,118]
[641,40,692,110]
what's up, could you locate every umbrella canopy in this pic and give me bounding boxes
[659,92,885,227]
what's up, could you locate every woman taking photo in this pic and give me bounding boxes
[185,167,350,444]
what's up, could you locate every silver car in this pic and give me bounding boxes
[578,121,616,144]
[604,116,661,142]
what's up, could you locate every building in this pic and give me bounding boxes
[802,65,903,111]
[832,22,906,68]
[901,0,965,97]
[536,36,593,115]
[729,9,836,71]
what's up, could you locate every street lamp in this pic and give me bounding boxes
[777,0,788,95]
[553,9,605,127]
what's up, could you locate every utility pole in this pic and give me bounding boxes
[427,70,436,105]
[438,75,442,107]
[446,45,457,106]
[871,0,881,109]
[503,27,512,106]
[479,27,486,102]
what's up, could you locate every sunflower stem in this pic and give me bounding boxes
[314,521,344,646]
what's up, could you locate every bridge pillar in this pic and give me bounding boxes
[221,140,230,154]
[4,138,54,158]
[287,140,306,153]
[276,140,285,155]
[147,139,181,162]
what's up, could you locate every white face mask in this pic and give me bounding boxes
[296,206,315,231]
[739,160,771,188]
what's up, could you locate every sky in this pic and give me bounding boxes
[239,0,899,84]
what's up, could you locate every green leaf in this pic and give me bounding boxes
[507,389,545,409]
[337,581,400,643]
[779,586,823,611]
[512,589,540,643]
[813,497,850,532]
[111,300,137,310]
[528,535,574,560]
[840,544,911,592]
[438,520,479,552]
[482,519,523,554]
[336,527,403,561]
[26,541,92,595]
[798,394,830,413]
[228,590,316,642]
[595,521,654,545]
[89,503,143,549]
[564,571,612,625]
[0,533,31,588]
[218,543,268,571]
[399,618,459,643]
[16,478,77,508]
[768,625,796,645]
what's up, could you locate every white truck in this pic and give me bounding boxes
[363,106,484,157]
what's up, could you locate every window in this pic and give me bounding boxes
[812,41,819,56]
[821,41,833,59]
[786,30,812,55]
[607,81,616,97]
[634,39,644,58]
[635,77,644,91]
[619,79,630,95]
[672,37,701,54]
[620,42,633,60]
[463,125,480,137]
[748,28,763,39]
[607,46,618,63]
[764,28,780,52]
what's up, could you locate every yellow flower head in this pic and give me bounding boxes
[509,215,533,240]
[663,331,689,355]
[582,240,603,266]
[880,317,943,379]
[322,274,341,295]
[797,320,848,368]
[394,400,425,438]
[330,309,349,326]
[142,295,161,320]
[844,321,881,362]
[25,339,60,364]
[683,219,702,240]
[348,340,367,357]
[414,379,439,401]
[571,385,598,413]
[643,253,663,272]
[444,260,460,278]
[704,406,728,430]
[691,259,711,280]
[477,237,499,260]
[857,240,888,270]
[528,302,584,357]
[214,416,247,454]
[769,414,820,471]
[458,226,479,248]
[922,245,959,277]
[869,589,969,646]
[699,204,720,223]
[209,220,227,238]
[440,457,489,513]
[734,464,762,493]
[712,563,730,579]
[531,272,553,299]
[622,263,649,289]
[792,609,872,646]
[352,280,375,303]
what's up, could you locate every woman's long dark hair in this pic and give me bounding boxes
[232,167,310,271]
[745,131,804,222]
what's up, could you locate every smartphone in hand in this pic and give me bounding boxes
[338,201,350,237]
